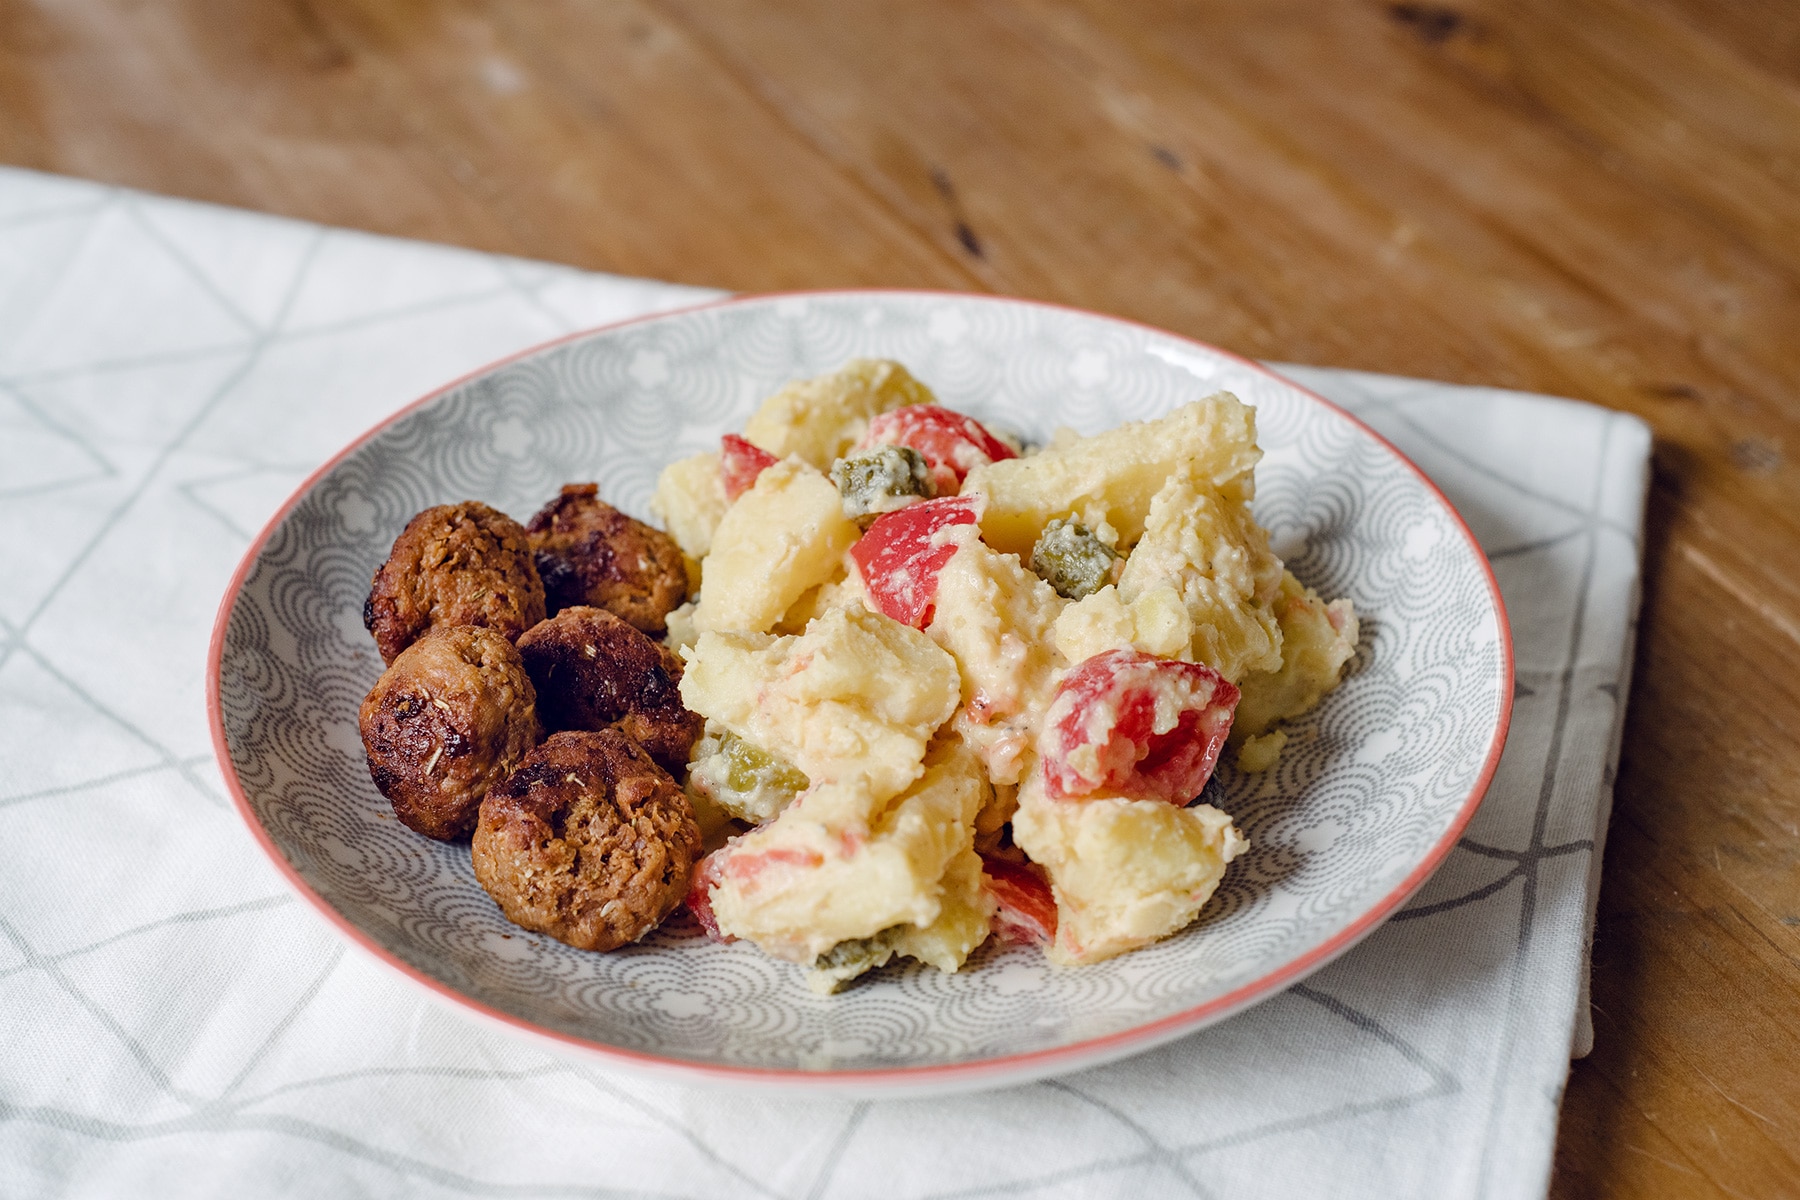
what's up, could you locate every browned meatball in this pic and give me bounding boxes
[364,501,546,665]
[358,625,539,841]
[516,606,702,776]
[525,483,687,634]
[472,730,701,951]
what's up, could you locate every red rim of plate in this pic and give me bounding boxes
[206,288,1515,1092]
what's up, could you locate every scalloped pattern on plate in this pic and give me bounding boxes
[212,293,1507,1081]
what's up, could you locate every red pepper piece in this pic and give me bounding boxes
[684,850,733,942]
[850,495,981,628]
[1041,648,1239,803]
[720,434,779,501]
[860,405,1016,493]
[981,853,1058,946]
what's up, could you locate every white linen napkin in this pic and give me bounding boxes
[0,165,1648,1200]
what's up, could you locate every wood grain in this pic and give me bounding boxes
[5,1,1798,1195]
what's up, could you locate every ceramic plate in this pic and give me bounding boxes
[208,291,1512,1095]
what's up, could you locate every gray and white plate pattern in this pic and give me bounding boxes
[208,292,1512,1094]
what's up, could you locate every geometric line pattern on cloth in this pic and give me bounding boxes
[1281,362,1646,1197]
[0,167,1648,1200]
[216,943,347,1102]
[0,757,215,811]
[0,186,665,1147]
[1473,418,1616,1178]
[0,619,229,809]
[0,896,294,983]
[0,168,758,1196]
[175,466,291,543]
[0,183,459,1138]
[794,984,1459,1200]
[1390,838,1592,924]
[0,979,1449,1200]
[0,378,117,499]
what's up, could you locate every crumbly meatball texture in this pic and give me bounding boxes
[526,483,688,633]
[364,501,546,665]
[516,606,703,776]
[358,625,540,841]
[472,730,701,951]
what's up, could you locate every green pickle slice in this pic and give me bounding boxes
[1030,516,1118,600]
[830,445,933,525]
[810,925,905,993]
[687,723,810,825]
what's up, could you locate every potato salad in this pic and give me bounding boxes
[652,359,1358,992]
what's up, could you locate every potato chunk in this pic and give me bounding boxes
[883,846,993,974]
[707,738,989,963]
[1235,730,1288,773]
[1011,774,1246,965]
[1126,467,1285,680]
[692,459,859,636]
[650,450,727,563]
[679,605,960,801]
[925,526,1068,785]
[1051,463,1284,683]
[1233,571,1359,738]
[743,359,936,470]
[805,846,995,993]
[1051,584,1191,665]
[963,392,1261,557]
[773,571,856,636]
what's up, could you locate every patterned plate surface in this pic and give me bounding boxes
[208,292,1511,1095]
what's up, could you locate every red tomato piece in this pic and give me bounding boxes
[981,853,1058,946]
[720,845,825,886]
[1040,648,1240,803]
[684,850,732,942]
[850,495,981,628]
[719,434,779,501]
[860,405,1017,493]
[687,843,830,940]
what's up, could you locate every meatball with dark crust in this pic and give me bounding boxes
[516,606,702,776]
[525,483,687,634]
[364,501,546,665]
[472,730,701,951]
[358,625,540,841]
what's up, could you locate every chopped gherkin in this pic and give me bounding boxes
[830,445,933,525]
[1030,517,1119,599]
[722,734,805,794]
[809,925,905,993]
[686,723,809,826]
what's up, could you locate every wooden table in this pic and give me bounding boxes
[6,2,1796,1194]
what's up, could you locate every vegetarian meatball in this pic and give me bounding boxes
[472,729,701,951]
[525,483,687,634]
[358,625,539,841]
[516,606,702,776]
[364,501,546,664]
